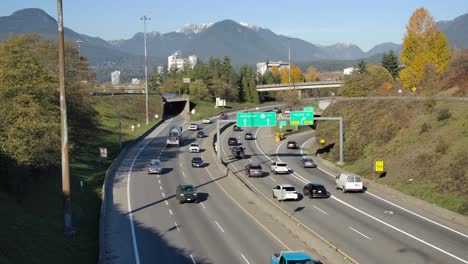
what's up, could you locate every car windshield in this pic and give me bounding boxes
[284,187,296,192]
[180,186,194,191]
[304,159,312,162]
[277,163,287,167]
[250,165,262,170]
[289,260,312,264]
[151,160,160,165]
[193,157,202,162]
[191,144,198,147]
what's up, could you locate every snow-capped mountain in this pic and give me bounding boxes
[176,23,214,34]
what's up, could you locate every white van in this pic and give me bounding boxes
[336,172,363,193]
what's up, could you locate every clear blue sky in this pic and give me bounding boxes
[1,0,467,51]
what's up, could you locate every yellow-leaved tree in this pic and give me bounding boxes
[280,64,303,83]
[400,7,451,89]
[304,66,320,82]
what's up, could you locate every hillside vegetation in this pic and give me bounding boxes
[315,99,468,215]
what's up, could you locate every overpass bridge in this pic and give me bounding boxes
[256,80,342,92]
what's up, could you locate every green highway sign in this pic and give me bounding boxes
[279,120,288,128]
[304,107,314,112]
[290,111,314,126]
[237,112,277,127]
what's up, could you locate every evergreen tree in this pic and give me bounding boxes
[381,50,400,79]
[357,60,368,74]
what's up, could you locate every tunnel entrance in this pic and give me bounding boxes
[163,100,187,117]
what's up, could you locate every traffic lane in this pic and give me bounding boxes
[282,132,468,261]
[179,132,287,263]
[223,136,437,264]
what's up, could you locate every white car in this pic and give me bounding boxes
[284,110,291,114]
[272,184,298,201]
[270,161,289,174]
[189,143,200,153]
[188,124,198,131]
[202,118,211,124]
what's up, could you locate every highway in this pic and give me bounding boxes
[101,113,313,264]
[217,122,468,264]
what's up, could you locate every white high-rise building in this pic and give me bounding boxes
[168,52,197,71]
[111,71,120,85]
[256,61,289,76]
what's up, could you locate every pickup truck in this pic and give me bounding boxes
[271,251,315,264]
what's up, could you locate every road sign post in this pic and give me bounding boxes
[237,112,277,127]
[290,111,314,125]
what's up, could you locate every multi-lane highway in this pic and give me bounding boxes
[101,109,468,264]
[218,122,468,264]
[101,113,316,264]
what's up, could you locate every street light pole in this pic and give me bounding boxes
[288,36,291,84]
[57,0,74,236]
[141,15,151,125]
[76,39,83,60]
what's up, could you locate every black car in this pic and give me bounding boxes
[233,125,242,131]
[287,140,298,149]
[230,146,245,159]
[176,184,198,204]
[196,130,206,138]
[246,163,263,177]
[244,133,254,140]
[191,157,204,167]
[220,113,228,120]
[303,183,328,198]
[228,137,238,146]
[273,107,282,113]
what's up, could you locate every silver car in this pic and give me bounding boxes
[301,157,317,168]
[148,159,163,174]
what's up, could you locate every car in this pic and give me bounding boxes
[147,159,163,174]
[284,109,291,114]
[228,137,238,146]
[202,118,211,124]
[272,184,298,201]
[287,140,298,149]
[191,157,204,167]
[233,125,242,131]
[271,251,315,264]
[219,113,228,120]
[270,161,289,174]
[176,184,198,204]
[188,124,198,131]
[196,130,206,138]
[246,163,263,177]
[335,172,363,193]
[301,157,317,168]
[303,183,328,198]
[273,107,282,113]
[230,146,245,159]
[244,132,254,140]
[189,143,200,153]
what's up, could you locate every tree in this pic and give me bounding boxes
[357,60,368,74]
[381,50,400,79]
[341,65,392,97]
[189,80,210,100]
[280,64,303,83]
[304,66,320,82]
[400,8,451,89]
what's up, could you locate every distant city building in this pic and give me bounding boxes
[168,52,197,71]
[256,60,290,76]
[343,67,355,75]
[156,66,164,74]
[111,71,121,85]
[131,78,141,85]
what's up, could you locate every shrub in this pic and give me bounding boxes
[437,108,451,121]
[435,138,449,154]
[419,122,431,134]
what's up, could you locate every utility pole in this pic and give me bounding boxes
[288,36,291,84]
[57,0,74,236]
[76,39,83,60]
[141,15,150,125]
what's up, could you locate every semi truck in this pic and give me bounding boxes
[166,126,182,147]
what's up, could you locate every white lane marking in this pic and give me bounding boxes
[161,192,166,198]
[190,254,196,264]
[300,137,315,157]
[254,127,468,263]
[159,186,163,190]
[182,171,186,178]
[241,253,250,264]
[248,158,253,162]
[200,202,206,209]
[332,196,468,263]
[313,205,329,215]
[269,177,277,183]
[317,167,468,239]
[158,179,161,184]
[214,221,225,233]
[349,227,372,240]
[157,175,160,179]
[165,201,169,206]
[157,155,160,159]
[175,222,180,232]
[275,143,282,160]
[127,121,171,264]
[169,209,173,215]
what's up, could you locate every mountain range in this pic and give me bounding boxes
[1,8,467,82]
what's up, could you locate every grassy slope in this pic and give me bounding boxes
[315,99,468,215]
[0,94,162,264]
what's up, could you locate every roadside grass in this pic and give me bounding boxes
[314,100,468,215]
[0,94,162,264]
